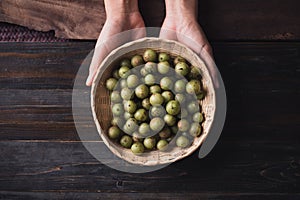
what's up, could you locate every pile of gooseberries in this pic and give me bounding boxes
[105,49,205,155]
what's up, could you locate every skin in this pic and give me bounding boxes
[161,0,218,87]
[86,0,217,87]
[86,0,145,86]
[160,0,212,56]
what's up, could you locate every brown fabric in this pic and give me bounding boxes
[0,22,68,42]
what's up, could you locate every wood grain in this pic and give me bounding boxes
[0,42,299,141]
[0,141,299,195]
[1,192,299,200]
[0,0,105,39]
[0,0,299,40]
[0,41,299,198]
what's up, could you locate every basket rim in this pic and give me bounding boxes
[91,37,216,166]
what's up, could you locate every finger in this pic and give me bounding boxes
[86,23,128,86]
[86,42,110,86]
[177,26,218,88]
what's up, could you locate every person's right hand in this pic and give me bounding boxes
[86,0,145,86]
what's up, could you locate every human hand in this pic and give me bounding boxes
[86,0,145,86]
[160,0,219,87]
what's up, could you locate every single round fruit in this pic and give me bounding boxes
[118,66,131,78]
[131,142,145,154]
[139,123,151,136]
[189,122,202,137]
[193,112,204,123]
[186,79,201,95]
[108,126,121,139]
[166,100,180,115]
[121,87,133,100]
[124,118,138,133]
[164,114,177,126]
[197,91,205,100]
[120,58,131,67]
[174,56,186,65]
[112,103,124,116]
[119,79,127,88]
[143,49,157,62]
[144,74,156,86]
[140,67,148,76]
[174,79,187,93]
[160,77,173,90]
[176,135,190,148]
[150,85,161,94]
[150,105,166,118]
[131,55,144,67]
[106,78,118,91]
[158,52,170,62]
[149,93,164,105]
[144,62,157,74]
[110,91,122,103]
[120,135,133,148]
[149,117,165,132]
[134,108,148,121]
[124,100,137,114]
[161,91,174,103]
[188,66,202,79]
[157,139,168,150]
[175,62,190,77]
[187,101,200,114]
[157,61,170,74]
[177,119,190,132]
[142,98,151,110]
[127,74,139,88]
[135,84,149,99]
[158,127,171,139]
[143,137,156,149]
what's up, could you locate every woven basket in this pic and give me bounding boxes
[91,37,216,166]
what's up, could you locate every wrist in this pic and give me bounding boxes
[104,0,140,19]
[165,0,198,21]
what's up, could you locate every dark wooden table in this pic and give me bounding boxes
[0,1,300,200]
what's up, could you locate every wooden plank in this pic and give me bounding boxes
[0,0,105,39]
[0,141,299,194]
[199,0,300,40]
[0,0,300,40]
[0,42,299,140]
[0,191,299,200]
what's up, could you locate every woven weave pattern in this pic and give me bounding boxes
[0,22,67,42]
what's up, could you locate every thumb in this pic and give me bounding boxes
[86,42,110,86]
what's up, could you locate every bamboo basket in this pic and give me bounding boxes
[91,37,216,166]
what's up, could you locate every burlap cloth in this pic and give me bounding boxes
[0,22,67,42]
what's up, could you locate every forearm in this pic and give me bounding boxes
[104,0,139,19]
[165,0,198,20]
